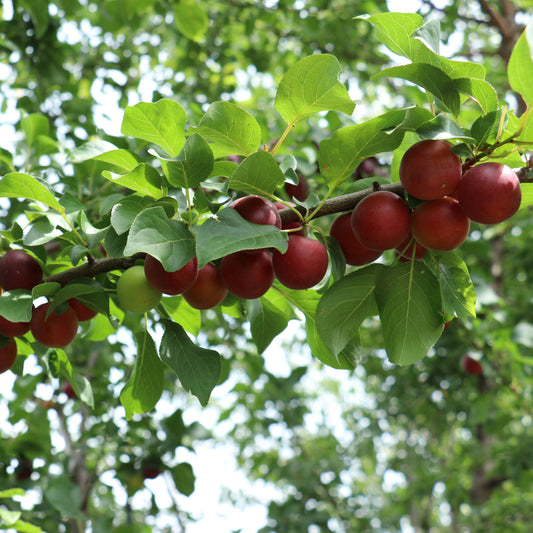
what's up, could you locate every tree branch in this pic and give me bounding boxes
[278,182,405,223]
[45,253,146,286]
[43,163,531,288]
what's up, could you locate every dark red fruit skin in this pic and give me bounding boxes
[285,174,309,202]
[144,255,198,295]
[354,157,379,179]
[350,191,411,251]
[15,458,33,481]
[0,314,31,337]
[142,466,162,479]
[395,233,427,261]
[61,381,77,399]
[182,263,228,310]
[0,250,43,291]
[68,299,98,321]
[456,162,521,224]
[0,338,17,374]
[411,197,470,251]
[461,355,483,376]
[399,139,462,200]
[30,303,79,348]
[330,212,382,266]
[274,202,306,236]
[220,250,274,299]
[273,236,329,290]
[230,195,282,228]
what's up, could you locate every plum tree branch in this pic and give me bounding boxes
[278,182,405,223]
[44,163,531,288]
[45,253,146,286]
[44,185,405,286]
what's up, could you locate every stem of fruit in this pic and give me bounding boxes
[61,213,89,248]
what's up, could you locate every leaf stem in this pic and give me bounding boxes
[270,122,295,156]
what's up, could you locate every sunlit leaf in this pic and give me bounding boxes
[275,54,355,125]
[121,99,187,157]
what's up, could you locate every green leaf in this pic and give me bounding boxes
[375,262,443,366]
[508,22,533,106]
[159,320,221,406]
[0,489,25,499]
[21,113,49,147]
[228,151,286,195]
[275,54,355,125]
[517,106,533,143]
[85,149,141,174]
[0,507,21,525]
[470,108,508,148]
[454,78,499,113]
[0,290,33,322]
[158,133,214,188]
[191,101,262,158]
[44,475,84,519]
[416,114,474,141]
[249,289,292,353]
[54,351,94,408]
[68,140,119,163]
[120,331,164,420]
[123,206,196,271]
[0,173,64,213]
[171,462,196,496]
[102,164,165,199]
[196,208,288,266]
[121,99,187,157]
[48,280,109,318]
[358,12,425,59]
[319,109,409,185]
[5,519,45,533]
[174,0,208,42]
[275,285,357,369]
[360,12,486,79]
[162,296,201,336]
[426,252,477,319]
[111,195,155,235]
[519,183,533,211]
[413,19,441,53]
[32,282,61,299]
[316,264,386,357]
[373,63,461,115]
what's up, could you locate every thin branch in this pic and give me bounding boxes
[278,182,405,224]
[478,0,514,39]
[45,253,146,286]
[43,163,532,287]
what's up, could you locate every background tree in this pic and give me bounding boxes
[0,1,532,533]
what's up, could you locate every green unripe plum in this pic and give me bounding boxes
[117,265,162,313]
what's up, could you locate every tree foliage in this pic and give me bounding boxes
[1,1,533,532]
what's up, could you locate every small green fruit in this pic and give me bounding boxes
[117,265,162,313]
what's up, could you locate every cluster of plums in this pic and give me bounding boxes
[0,249,97,374]
[116,194,330,314]
[332,139,521,265]
[0,139,522,375]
